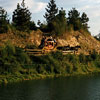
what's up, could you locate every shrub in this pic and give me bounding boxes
[0,42,31,74]
[90,50,98,60]
[25,45,38,49]
[65,62,73,74]
[94,61,100,68]
[79,53,86,63]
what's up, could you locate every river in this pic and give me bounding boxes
[0,75,100,100]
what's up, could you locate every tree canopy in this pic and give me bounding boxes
[67,8,81,30]
[44,0,58,24]
[44,0,67,35]
[0,7,9,33]
[12,0,31,32]
[67,8,89,31]
[50,8,67,35]
[81,12,89,29]
[0,0,90,35]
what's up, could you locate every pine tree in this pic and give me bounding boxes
[81,12,89,29]
[0,7,9,33]
[12,0,31,31]
[67,8,81,30]
[49,8,67,35]
[44,0,58,23]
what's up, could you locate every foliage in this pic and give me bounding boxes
[25,44,38,49]
[0,45,100,79]
[79,53,86,63]
[0,42,31,74]
[67,8,89,31]
[0,0,99,80]
[49,8,67,35]
[30,51,100,75]
[44,0,58,23]
[37,20,48,32]
[29,21,37,31]
[12,0,31,32]
[81,12,89,29]
[0,0,90,35]
[90,49,98,60]
[67,8,81,30]
[0,7,9,33]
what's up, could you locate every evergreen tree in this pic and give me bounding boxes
[81,12,89,29]
[12,0,31,31]
[29,21,37,30]
[44,0,58,23]
[0,7,9,33]
[67,8,81,30]
[50,8,67,35]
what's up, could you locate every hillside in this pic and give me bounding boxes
[0,30,100,55]
[0,30,43,48]
[57,31,100,55]
[1,30,100,84]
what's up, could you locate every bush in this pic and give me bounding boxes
[65,62,73,74]
[66,54,78,63]
[51,51,63,60]
[1,44,100,76]
[79,53,86,63]
[25,45,38,49]
[94,61,100,68]
[0,42,31,75]
[90,50,98,60]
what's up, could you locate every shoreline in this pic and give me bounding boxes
[0,71,100,85]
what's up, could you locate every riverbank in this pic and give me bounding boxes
[1,70,100,85]
[1,43,100,84]
[1,72,100,100]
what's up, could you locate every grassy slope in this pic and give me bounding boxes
[0,51,100,84]
[0,30,100,84]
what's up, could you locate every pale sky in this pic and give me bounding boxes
[0,0,100,35]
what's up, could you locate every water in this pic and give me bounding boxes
[0,75,100,100]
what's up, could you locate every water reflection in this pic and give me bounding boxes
[0,75,100,100]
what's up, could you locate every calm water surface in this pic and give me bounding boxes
[0,75,100,100]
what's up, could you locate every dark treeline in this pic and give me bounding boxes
[0,0,89,35]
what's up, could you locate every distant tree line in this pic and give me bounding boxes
[0,0,89,35]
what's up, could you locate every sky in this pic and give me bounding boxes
[0,0,100,35]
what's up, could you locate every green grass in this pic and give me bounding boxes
[0,44,100,84]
